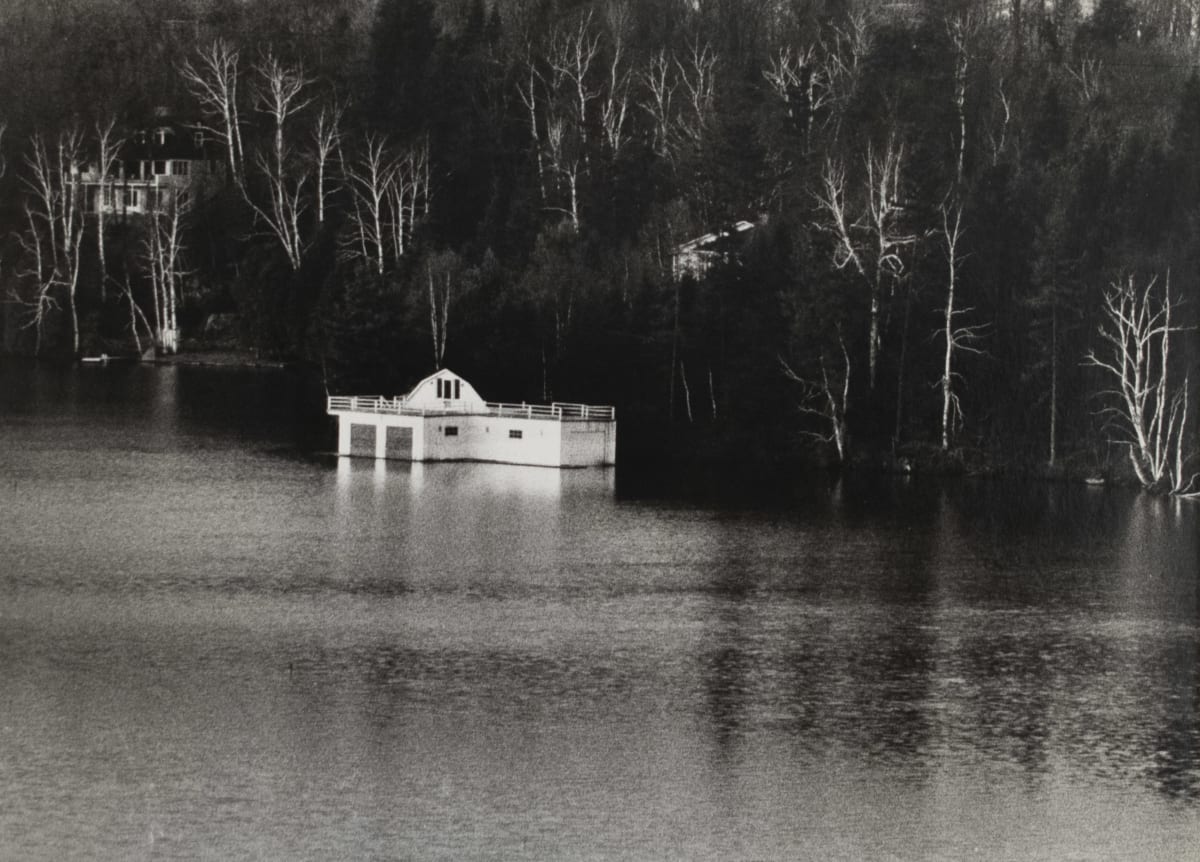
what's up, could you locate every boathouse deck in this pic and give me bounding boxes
[326,395,615,422]
[327,370,616,467]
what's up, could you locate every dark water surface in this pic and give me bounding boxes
[1,361,1198,860]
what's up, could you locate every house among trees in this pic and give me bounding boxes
[671,220,757,281]
[81,112,225,219]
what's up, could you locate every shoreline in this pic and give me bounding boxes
[145,349,290,369]
[5,353,1169,494]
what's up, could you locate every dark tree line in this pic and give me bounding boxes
[1,0,1198,488]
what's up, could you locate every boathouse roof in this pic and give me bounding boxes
[404,368,487,413]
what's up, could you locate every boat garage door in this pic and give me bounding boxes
[385,426,413,460]
[350,423,376,457]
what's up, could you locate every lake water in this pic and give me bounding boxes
[1,360,1197,860]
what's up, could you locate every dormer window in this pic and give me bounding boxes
[155,128,168,146]
[436,378,460,399]
[193,131,204,148]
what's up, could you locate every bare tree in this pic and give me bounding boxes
[946,12,976,187]
[814,135,916,389]
[179,39,245,186]
[14,130,86,354]
[93,118,124,299]
[120,274,155,358]
[342,133,394,275]
[12,208,60,355]
[544,113,581,229]
[1085,273,1198,496]
[247,52,314,270]
[386,140,431,265]
[311,101,344,225]
[820,9,872,140]
[428,265,450,369]
[340,133,431,273]
[599,3,633,159]
[426,252,469,370]
[986,79,1011,167]
[517,48,549,204]
[641,49,676,159]
[548,11,600,165]
[674,40,717,153]
[762,7,873,149]
[936,197,986,450]
[0,125,61,354]
[763,44,835,149]
[679,360,693,423]
[637,40,717,167]
[1068,57,1104,104]
[144,199,186,354]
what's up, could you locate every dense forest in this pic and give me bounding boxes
[1,0,1198,489]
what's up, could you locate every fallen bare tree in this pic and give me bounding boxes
[1085,273,1198,497]
[780,331,852,464]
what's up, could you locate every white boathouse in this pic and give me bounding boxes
[328,369,616,467]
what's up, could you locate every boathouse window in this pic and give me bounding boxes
[444,426,458,436]
[436,378,461,399]
[509,430,523,440]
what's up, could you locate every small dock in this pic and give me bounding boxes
[327,370,616,468]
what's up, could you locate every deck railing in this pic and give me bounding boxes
[485,401,616,421]
[328,395,615,421]
[327,395,406,414]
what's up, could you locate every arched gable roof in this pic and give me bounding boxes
[404,369,487,413]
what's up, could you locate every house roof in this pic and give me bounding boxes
[120,119,222,161]
[674,220,756,255]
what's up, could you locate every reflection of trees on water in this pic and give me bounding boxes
[698,516,760,759]
[926,486,1055,779]
[1148,632,1198,802]
[696,488,943,771]
[931,488,1200,801]
[1119,497,1199,802]
[694,479,1199,802]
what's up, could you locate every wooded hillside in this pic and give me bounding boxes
[1,0,1198,486]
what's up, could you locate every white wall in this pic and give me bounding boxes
[334,411,614,467]
[560,420,617,466]
[422,417,563,466]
